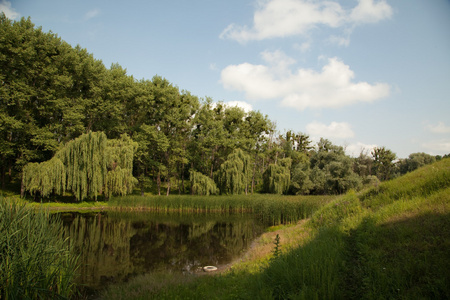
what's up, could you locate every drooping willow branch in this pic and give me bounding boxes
[22,131,138,201]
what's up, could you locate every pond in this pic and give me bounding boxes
[60,211,266,291]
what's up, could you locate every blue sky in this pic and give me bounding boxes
[2,0,450,158]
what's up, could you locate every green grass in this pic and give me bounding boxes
[0,198,79,299]
[98,158,450,299]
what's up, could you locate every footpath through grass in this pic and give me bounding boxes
[99,158,450,299]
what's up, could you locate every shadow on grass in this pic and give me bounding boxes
[348,212,450,299]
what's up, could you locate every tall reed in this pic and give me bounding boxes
[0,198,79,299]
[109,194,334,225]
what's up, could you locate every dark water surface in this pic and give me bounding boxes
[60,211,265,290]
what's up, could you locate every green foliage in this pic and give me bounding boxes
[0,198,79,299]
[271,234,281,260]
[397,152,436,175]
[289,161,314,195]
[372,146,397,181]
[309,138,362,194]
[263,158,292,194]
[189,170,218,196]
[22,156,66,198]
[22,132,138,201]
[216,149,252,195]
[104,134,138,198]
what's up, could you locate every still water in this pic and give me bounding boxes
[60,211,265,290]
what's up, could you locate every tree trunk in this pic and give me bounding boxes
[1,163,4,190]
[166,177,170,196]
[157,168,161,196]
[20,174,25,198]
[252,153,257,194]
[181,162,185,194]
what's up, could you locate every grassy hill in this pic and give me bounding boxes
[101,158,450,299]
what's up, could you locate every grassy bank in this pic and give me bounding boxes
[99,158,450,299]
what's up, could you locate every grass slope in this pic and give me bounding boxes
[100,158,450,299]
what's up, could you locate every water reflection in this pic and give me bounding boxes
[60,212,264,289]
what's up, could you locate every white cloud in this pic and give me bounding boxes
[220,0,344,42]
[224,101,253,113]
[294,41,311,53]
[220,52,390,110]
[345,142,378,157]
[421,140,450,154]
[328,35,350,47]
[84,9,100,20]
[0,0,19,20]
[426,122,450,134]
[220,0,392,43]
[306,121,354,140]
[350,0,393,24]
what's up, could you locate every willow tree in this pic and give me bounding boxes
[22,156,66,198]
[189,170,218,196]
[216,149,251,195]
[22,131,137,201]
[104,134,138,198]
[263,158,292,194]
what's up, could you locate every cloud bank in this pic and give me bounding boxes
[220,51,390,110]
[220,0,393,43]
[0,0,19,20]
[306,121,354,139]
[426,122,450,134]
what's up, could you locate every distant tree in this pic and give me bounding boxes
[309,138,361,194]
[216,149,252,195]
[263,158,292,194]
[397,152,436,175]
[289,160,313,195]
[372,146,397,181]
[189,170,217,196]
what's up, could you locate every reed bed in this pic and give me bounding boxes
[109,194,335,225]
[0,198,79,299]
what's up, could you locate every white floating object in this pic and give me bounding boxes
[203,266,218,272]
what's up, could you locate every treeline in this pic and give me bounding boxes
[0,15,446,200]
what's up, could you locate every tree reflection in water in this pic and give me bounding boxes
[61,212,265,290]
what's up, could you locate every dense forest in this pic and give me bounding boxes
[0,15,447,201]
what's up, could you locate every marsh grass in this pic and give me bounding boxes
[0,198,79,299]
[109,194,334,225]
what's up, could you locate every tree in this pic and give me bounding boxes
[22,132,137,201]
[189,170,218,196]
[263,158,292,194]
[397,152,436,175]
[372,146,397,181]
[148,76,199,196]
[289,159,313,195]
[309,138,361,194]
[216,149,252,195]
[189,99,227,178]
